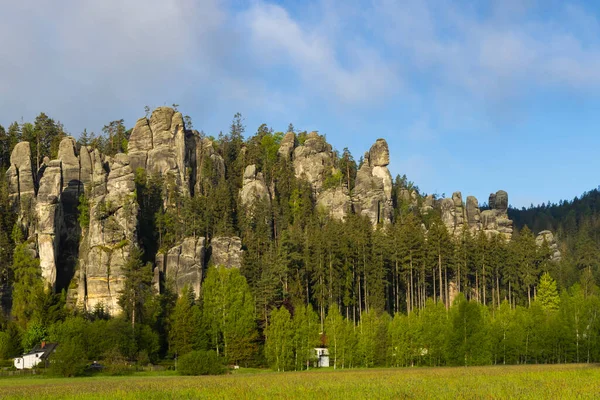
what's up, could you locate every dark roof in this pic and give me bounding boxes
[23,343,58,360]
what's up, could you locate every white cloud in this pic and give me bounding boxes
[242,2,400,105]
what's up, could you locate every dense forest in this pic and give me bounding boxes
[0,108,599,375]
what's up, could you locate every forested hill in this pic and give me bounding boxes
[509,188,600,239]
[0,106,598,370]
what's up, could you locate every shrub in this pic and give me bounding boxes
[49,341,88,377]
[178,350,225,376]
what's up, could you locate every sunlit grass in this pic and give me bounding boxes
[1,364,599,399]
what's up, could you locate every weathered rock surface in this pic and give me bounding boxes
[438,190,512,240]
[482,190,513,240]
[420,194,435,214]
[240,164,270,210]
[278,132,296,161]
[35,159,63,289]
[352,139,393,225]
[7,142,36,205]
[210,237,243,269]
[317,186,352,221]
[536,230,562,262]
[78,153,138,314]
[293,132,335,194]
[158,237,206,296]
[466,196,482,231]
[128,107,189,196]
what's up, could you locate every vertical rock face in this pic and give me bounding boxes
[210,237,243,269]
[317,186,352,221]
[439,190,512,240]
[352,139,393,225]
[420,194,435,214]
[481,190,513,240]
[79,153,138,314]
[7,142,36,206]
[7,142,36,233]
[159,237,206,296]
[278,132,296,162]
[128,107,189,195]
[240,164,270,211]
[292,132,335,194]
[35,159,62,289]
[466,196,482,231]
[536,230,562,262]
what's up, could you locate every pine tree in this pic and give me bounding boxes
[169,285,202,356]
[537,272,560,311]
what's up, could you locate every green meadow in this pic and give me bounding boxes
[1,364,599,399]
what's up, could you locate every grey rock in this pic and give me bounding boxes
[317,186,352,221]
[240,164,270,211]
[278,132,296,161]
[210,237,243,269]
[369,138,390,167]
[536,230,561,262]
[7,142,36,208]
[466,196,481,231]
[352,139,393,226]
[160,237,206,296]
[293,132,334,193]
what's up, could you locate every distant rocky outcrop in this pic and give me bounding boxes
[157,237,206,296]
[210,237,243,269]
[536,230,562,262]
[481,190,513,240]
[128,107,189,196]
[278,132,296,162]
[317,186,352,221]
[352,139,393,225]
[439,190,513,240]
[77,152,138,314]
[240,164,270,211]
[292,132,335,194]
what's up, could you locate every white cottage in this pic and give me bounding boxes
[315,347,329,367]
[13,342,58,370]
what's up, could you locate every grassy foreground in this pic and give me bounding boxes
[1,364,599,399]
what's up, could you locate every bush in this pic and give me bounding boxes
[49,341,88,377]
[102,347,133,376]
[177,350,225,376]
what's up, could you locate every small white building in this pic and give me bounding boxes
[315,347,329,368]
[13,342,58,370]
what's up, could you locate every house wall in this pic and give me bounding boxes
[13,352,44,369]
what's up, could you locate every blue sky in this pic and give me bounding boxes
[1,0,600,208]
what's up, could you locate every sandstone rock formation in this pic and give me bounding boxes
[128,107,189,196]
[157,237,206,296]
[278,132,296,162]
[353,139,393,225]
[439,190,512,240]
[35,159,62,289]
[536,230,562,262]
[481,190,513,240]
[210,237,243,269]
[465,196,482,231]
[240,164,270,210]
[317,186,352,221]
[77,152,138,314]
[293,132,335,194]
[7,142,36,232]
[420,194,435,214]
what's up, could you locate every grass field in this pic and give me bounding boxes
[1,364,599,399]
